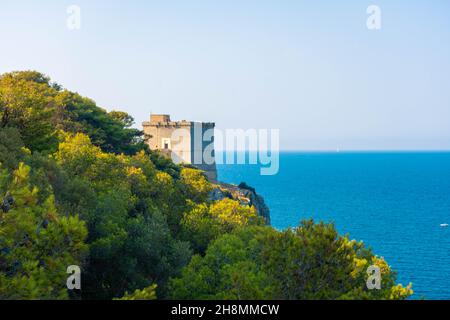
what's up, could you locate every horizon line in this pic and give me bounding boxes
[214,149,450,153]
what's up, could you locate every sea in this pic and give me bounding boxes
[217,152,450,300]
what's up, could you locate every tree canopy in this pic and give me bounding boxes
[169,223,412,300]
[0,71,146,155]
[0,71,413,300]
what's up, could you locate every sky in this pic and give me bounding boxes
[1,0,449,150]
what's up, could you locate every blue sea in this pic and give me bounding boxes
[217,152,450,300]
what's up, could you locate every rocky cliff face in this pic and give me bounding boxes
[209,182,271,225]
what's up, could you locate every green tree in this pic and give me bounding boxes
[149,151,181,179]
[0,71,58,152]
[180,168,213,203]
[0,163,88,299]
[0,70,414,301]
[170,222,413,300]
[0,127,26,170]
[54,133,192,299]
[259,220,412,300]
[116,284,157,300]
[181,199,263,254]
[170,227,279,299]
[1,71,147,155]
[53,90,146,155]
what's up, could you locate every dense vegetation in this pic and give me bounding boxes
[0,71,413,300]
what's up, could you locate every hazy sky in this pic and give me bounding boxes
[1,0,449,150]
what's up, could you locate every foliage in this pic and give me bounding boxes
[259,220,413,299]
[238,182,256,194]
[0,71,146,155]
[180,168,213,203]
[54,133,192,299]
[181,199,263,254]
[0,163,88,299]
[54,90,147,155]
[169,227,279,299]
[170,222,413,300]
[0,70,413,301]
[149,151,181,179]
[0,127,26,170]
[116,284,157,300]
[0,71,58,152]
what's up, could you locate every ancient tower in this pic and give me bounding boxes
[142,114,217,181]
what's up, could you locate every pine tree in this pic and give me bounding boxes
[0,163,88,299]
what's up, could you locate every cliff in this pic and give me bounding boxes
[209,182,271,225]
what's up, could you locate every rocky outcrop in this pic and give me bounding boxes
[209,182,271,225]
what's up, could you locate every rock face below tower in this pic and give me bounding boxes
[208,182,271,225]
[142,114,217,182]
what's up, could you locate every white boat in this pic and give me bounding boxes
[440,224,449,227]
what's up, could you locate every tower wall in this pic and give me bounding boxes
[143,115,217,182]
[190,122,217,182]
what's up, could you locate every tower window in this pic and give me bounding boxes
[162,138,171,150]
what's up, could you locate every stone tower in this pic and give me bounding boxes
[142,114,217,181]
